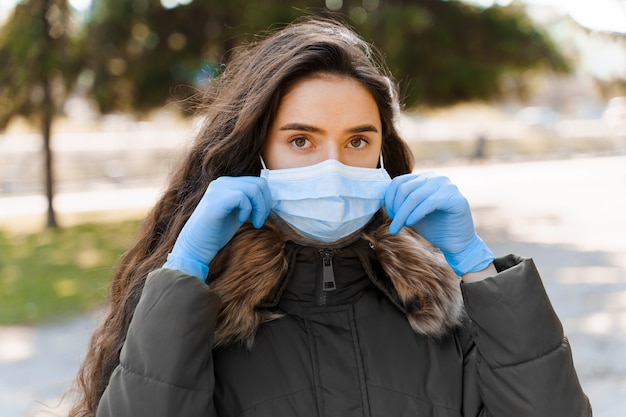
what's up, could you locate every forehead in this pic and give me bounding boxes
[275,74,381,124]
[282,73,371,100]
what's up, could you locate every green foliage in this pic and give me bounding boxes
[0,0,574,117]
[85,0,306,113]
[83,0,571,113]
[322,0,571,106]
[0,0,84,129]
[0,220,141,324]
[0,0,88,228]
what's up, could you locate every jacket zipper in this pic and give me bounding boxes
[318,249,336,305]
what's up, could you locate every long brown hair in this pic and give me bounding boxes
[69,17,414,416]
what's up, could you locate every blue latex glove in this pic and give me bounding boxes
[384,173,494,276]
[163,176,271,281]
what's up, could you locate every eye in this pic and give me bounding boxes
[289,136,311,148]
[348,137,369,149]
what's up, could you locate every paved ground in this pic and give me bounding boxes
[1,154,625,416]
[442,155,626,416]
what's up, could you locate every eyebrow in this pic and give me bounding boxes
[279,123,379,134]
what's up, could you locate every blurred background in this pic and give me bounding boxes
[0,0,625,415]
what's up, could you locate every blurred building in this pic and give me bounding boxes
[520,4,626,119]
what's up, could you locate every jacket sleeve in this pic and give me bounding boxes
[461,254,592,417]
[97,268,222,417]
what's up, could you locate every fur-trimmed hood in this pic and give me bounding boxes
[207,213,463,348]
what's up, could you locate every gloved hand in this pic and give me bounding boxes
[163,176,272,281]
[384,173,494,276]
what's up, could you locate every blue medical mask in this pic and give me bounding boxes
[260,158,391,242]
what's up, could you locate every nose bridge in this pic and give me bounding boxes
[324,140,343,163]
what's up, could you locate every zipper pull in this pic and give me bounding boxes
[321,251,336,292]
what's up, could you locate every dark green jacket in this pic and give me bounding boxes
[97,243,590,416]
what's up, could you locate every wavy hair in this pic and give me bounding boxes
[68,17,413,416]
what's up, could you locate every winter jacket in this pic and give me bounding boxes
[97,216,591,417]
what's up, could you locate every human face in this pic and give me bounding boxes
[263,74,383,169]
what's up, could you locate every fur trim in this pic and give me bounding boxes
[208,222,288,349]
[362,223,463,338]
[208,218,463,348]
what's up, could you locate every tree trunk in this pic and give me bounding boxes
[42,0,57,228]
[42,76,57,228]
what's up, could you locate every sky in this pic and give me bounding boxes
[0,0,88,21]
[467,0,626,33]
[0,0,625,33]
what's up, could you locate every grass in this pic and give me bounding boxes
[0,219,142,325]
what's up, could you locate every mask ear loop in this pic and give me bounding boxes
[259,155,268,170]
[379,154,385,169]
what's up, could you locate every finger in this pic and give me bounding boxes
[388,216,404,235]
[402,183,469,230]
[223,177,271,228]
[390,176,442,230]
[212,190,252,225]
[384,174,420,218]
[247,179,272,228]
[402,190,451,228]
[205,177,256,223]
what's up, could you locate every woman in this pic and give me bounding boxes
[70,18,590,417]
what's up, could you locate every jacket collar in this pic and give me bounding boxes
[207,212,464,348]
